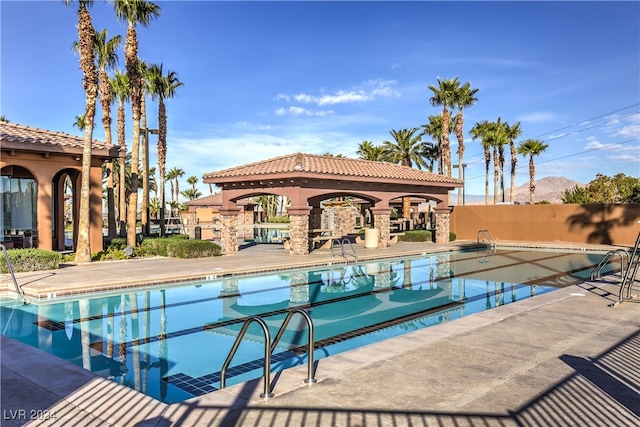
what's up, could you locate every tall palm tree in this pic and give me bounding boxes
[491,118,508,204]
[517,139,549,204]
[452,82,479,205]
[114,0,161,247]
[470,120,492,205]
[428,77,459,177]
[110,70,130,236]
[383,127,426,220]
[504,121,522,203]
[167,167,185,203]
[148,63,184,236]
[419,141,439,173]
[422,114,454,175]
[93,29,121,239]
[356,140,389,162]
[64,0,99,263]
[187,175,198,190]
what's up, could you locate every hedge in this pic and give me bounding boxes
[0,248,62,273]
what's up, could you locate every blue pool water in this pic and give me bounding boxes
[0,248,608,403]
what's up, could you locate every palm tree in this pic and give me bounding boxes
[517,139,549,204]
[422,114,454,175]
[504,121,522,203]
[383,127,426,220]
[110,70,130,236]
[167,167,185,203]
[148,64,184,236]
[64,0,99,263]
[187,175,198,190]
[419,141,439,173]
[491,118,508,204]
[428,77,459,177]
[93,29,121,239]
[452,81,479,205]
[114,0,161,247]
[180,188,202,201]
[470,120,492,205]
[356,140,389,162]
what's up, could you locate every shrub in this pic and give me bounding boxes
[0,248,62,273]
[266,216,290,223]
[398,230,432,242]
[107,237,127,249]
[449,232,457,241]
[141,235,221,258]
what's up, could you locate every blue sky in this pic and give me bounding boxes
[2,1,639,200]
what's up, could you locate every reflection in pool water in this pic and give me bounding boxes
[0,249,607,403]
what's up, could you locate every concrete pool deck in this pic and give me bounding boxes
[1,241,639,426]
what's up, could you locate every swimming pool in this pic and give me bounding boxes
[0,248,609,404]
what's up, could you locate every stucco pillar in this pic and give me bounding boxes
[219,208,240,253]
[371,206,392,248]
[286,206,312,255]
[434,206,452,243]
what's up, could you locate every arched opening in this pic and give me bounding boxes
[52,169,81,251]
[1,165,38,248]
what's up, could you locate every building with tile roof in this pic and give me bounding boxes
[203,153,463,254]
[1,121,124,253]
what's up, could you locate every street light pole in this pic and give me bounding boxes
[142,128,159,235]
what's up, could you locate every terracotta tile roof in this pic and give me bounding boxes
[184,193,255,207]
[203,152,463,185]
[0,121,124,157]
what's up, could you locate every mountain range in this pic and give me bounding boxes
[459,176,583,205]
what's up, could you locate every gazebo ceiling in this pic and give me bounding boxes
[203,152,463,190]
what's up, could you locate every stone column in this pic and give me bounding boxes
[286,206,312,255]
[434,206,452,244]
[371,207,392,248]
[219,208,240,253]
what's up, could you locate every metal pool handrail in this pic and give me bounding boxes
[0,244,22,298]
[220,316,273,398]
[477,229,496,247]
[331,238,358,264]
[270,307,317,386]
[590,249,628,281]
[220,308,317,399]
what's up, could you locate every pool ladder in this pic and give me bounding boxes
[220,307,317,399]
[590,249,628,280]
[331,238,358,264]
[0,244,23,299]
[477,229,496,248]
[611,229,640,307]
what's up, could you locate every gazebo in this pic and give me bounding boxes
[203,153,463,255]
[1,121,124,253]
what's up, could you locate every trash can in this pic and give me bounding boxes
[194,226,202,240]
[23,230,33,248]
[364,228,379,249]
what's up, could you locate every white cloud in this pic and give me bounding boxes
[517,111,557,123]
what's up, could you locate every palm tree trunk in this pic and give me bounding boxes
[456,110,464,205]
[158,99,167,237]
[126,24,141,247]
[493,146,499,205]
[141,95,149,236]
[509,142,517,203]
[484,147,490,205]
[75,4,99,263]
[101,68,117,239]
[529,157,535,204]
[117,103,127,237]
